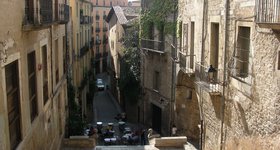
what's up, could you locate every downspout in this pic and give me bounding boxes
[220,0,229,149]
[199,0,207,149]
[170,0,178,135]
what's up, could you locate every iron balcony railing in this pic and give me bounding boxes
[96,15,100,20]
[195,62,222,94]
[256,0,280,24]
[80,15,84,24]
[58,4,69,23]
[23,0,53,27]
[96,39,101,45]
[179,52,195,74]
[103,27,108,32]
[141,39,165,54]
[96,27,101,32]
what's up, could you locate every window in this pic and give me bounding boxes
[96,46,100,54]
[103,0,105,6]
[96,22,99,28]
[63,36,66,74]
[182,24,188,53]
[96,0,98,5]
[153,71,160,91]
[42,45,49,104]
[55,40,59,84]
[5,61,22,150]
[96,34,100,41]
[186,90,192,100]
[28,51,38,122]
[190,22,195,69]
[76,2,78,17]
[235,26,251,77]
[110,1,112,7]
[210,23,219,69]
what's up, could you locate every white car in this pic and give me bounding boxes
[96,78,105,91]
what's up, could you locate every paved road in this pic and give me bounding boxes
[93,73,119,124]
[93,90,120,124]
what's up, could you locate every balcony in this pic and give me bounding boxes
[96,39,101,45]
[96,15,100,20]
[96,27,101,32]
[23,0,54,30]
[57,4,69,24]
[103,27,108,32]
[141,39,165,54]
[256,0,280,29]
[179,52,195,74]
[195,62,222,95]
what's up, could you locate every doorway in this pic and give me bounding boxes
[152,104,162,134]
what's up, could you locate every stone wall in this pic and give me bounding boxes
[177,0,280,149]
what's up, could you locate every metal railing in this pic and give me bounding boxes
[96,27,101,32]
[40,0,53,24]
[195,62,222,93]
[256,0,280,24]
[96,39,101,45]
[141,39,165,53]
[103,27,108,32]
[58,4,69,23]
[179,52,195,74]
[96,15,100,20]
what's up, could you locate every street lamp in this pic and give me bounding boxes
[208,65,217,83]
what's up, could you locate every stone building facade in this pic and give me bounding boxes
[0,0,69,149]
[106,5,140,122]
[91,0,127,74]
[140,0,177,136]
[70,0,93,122]
[176,0,280,149]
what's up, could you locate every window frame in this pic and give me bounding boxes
[27,51,38,122]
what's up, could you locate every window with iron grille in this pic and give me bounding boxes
[5,61,22,150]
[55,39,59,84]
[42,45,49,104]
[182,23,188,53]
[210,23,219,69]
[190,22,195,69]
[234,26,251,78]
[28,51,38,122]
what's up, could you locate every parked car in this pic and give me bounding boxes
[96,78,105,91]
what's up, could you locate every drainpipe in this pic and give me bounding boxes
[199,0,207,149]
[220,0,229,149]
[170,0,178,135]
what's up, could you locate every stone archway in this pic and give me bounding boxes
[175,70,200,141]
